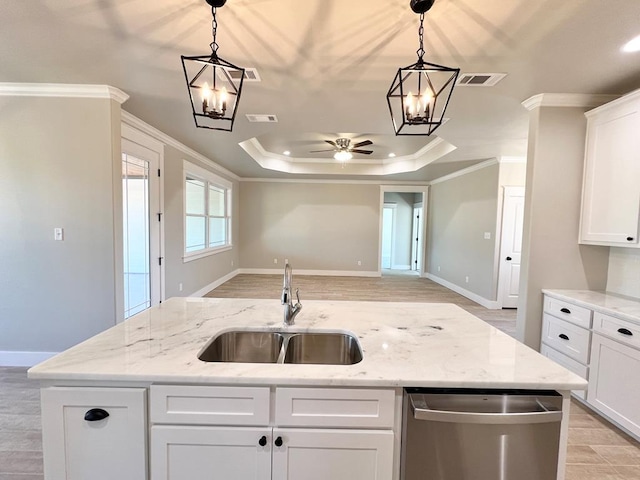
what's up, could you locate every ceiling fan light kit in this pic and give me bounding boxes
[181,0,245,132]
[386,0,460,136]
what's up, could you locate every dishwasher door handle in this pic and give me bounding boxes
[411,398,562,425]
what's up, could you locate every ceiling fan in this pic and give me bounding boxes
[309,138,374,161]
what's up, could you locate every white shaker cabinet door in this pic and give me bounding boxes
[271,428,394,480]
[41,387,147,480]
[580,93,640,247]
[588,333,640,438]
[151,425,272,480]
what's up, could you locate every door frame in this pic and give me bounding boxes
[117,123,165,323]
[497,186,525,308]
[381,203,397,270]
[378,185,429,277]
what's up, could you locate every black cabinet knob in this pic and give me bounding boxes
[627,237,635,242]
[558,334,570,341]
[258,436,267,446]
[617,328,633,336]
[506,256,512,261]
[274,436,283,447]
[84,408,109,422]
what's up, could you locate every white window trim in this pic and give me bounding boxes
[183,160,233,262]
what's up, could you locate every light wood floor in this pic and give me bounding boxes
[2,274,638,478]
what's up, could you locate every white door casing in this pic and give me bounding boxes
[498,186,525,308]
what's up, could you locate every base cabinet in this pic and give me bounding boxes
[41,387,147,480]
[588,333,640,436]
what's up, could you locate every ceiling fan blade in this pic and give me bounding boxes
[309,149,336,153]
[352,140,373,148]
[351,149,374,155]
[324,140,338,147]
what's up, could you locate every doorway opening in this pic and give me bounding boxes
[379,187,428,277]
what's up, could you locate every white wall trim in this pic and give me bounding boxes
[0,351,59,367]
[238,268,380,278]
[240,177,430,185]
[521,93,620,111]
[429,158,498,185]
[121,111,240,181]
[189,269,240,297]
[0,83,129,104]
[426,273,500,309]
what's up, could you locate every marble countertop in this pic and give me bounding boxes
[542,290,640,326]
[28,297,586,390]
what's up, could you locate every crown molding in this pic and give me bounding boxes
[521,93,620,111]
[429,158,498,185]
[0,83,129,104]
[240,177,430,185]
[121,110,240,181]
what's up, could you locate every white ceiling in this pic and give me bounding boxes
[3,0,640,180]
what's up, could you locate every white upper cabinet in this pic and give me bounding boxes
[580,90,640,247]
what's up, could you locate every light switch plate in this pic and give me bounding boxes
[54,228,64,241]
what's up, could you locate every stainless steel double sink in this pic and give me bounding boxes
[198,330,363,365]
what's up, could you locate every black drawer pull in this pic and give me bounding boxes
[627,237,635,242]
[84,408,109,422]
[560,308,571,314]
[558,334,570,341]
[617,328,633,336]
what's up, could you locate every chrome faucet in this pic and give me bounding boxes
[281,263,302,325]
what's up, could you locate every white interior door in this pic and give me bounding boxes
[498,187,525,308]
[381,205,395,269]
[122,138,161,319]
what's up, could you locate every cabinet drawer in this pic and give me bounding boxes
[593,312,640,349]
[275,387,396,428]
[544,296,592,328]
[542,313,591,364]
[540,345,588,400]
[150,385,270,426]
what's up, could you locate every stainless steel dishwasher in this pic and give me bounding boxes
[401,388,563,480]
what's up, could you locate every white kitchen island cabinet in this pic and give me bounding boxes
[29,297,586,480]
[40,387,147,480]
[580,89,640,247]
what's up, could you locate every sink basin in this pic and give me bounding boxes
[284,333,363,365]
[198,331,284,363]
[198,330,363,365]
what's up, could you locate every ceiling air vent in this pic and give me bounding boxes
[246,114,278,123]
[228,67,261,82]
[457,73,506,86]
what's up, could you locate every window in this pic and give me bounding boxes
[184,161,232,260]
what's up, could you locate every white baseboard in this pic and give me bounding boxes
[190,269,241,297]
[0,351,59,367]
[426,273,500,309]
[238,268,380,278]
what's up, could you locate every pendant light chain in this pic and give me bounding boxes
[210,6,219,56]
[416,13,425,63]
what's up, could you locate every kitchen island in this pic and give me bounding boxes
[28,297,586,480]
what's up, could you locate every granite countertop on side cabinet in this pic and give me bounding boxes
[28,297,586,390]
[543,289,640,326]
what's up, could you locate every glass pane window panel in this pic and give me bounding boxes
[186,215,206,252]
[186,177,206,215]
[209,217,227,247]
[209,185,226,217]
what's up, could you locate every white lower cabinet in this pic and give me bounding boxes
[149,386,396,480]
[41,387,147,480]
[588,332,640,436]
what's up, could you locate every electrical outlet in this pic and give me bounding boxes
[357,260,362,266]
[465,276,469,283]
[484,232,491,240]
[285,258,289,264]
[231,260,234,267]
[437,266,441,272]
[273,258,278,264]
[179,283,183,292]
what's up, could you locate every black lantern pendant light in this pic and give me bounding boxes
[181,0,244,132]
[386,0,460,136]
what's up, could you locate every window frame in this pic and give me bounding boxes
[183,160,233,262]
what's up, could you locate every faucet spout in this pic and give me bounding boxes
[282,263,302,325]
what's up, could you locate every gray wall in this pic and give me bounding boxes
[239,182,380,272]
[0,96,121,353]
[163,146,239,298]
[517,106,609,348]
[383,192,415,269]
[427,163,500,300]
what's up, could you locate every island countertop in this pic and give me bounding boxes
[28,297,586,390]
